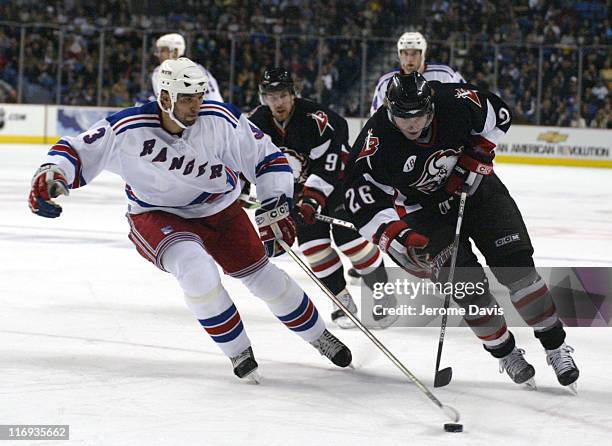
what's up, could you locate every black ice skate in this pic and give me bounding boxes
[347,267,361,285]
[498,347,536,389]
[331,289,358,329]
[230,347,260,383]
[546,343,579,394]
[310,329,352,367]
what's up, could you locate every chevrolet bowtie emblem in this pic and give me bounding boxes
[537,131,569,143]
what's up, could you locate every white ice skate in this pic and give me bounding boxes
[331,289,358,329]
[371,293,399,329]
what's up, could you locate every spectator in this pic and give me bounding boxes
[569,110,587,128]
[0,0,609,125]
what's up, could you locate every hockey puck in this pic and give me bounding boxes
[444,423,463,433]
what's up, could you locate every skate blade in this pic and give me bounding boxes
[334,318,357,329]
[373,314,400,330]
[241,369,261,384]
[524,378,537,390]
[566,382,578,395]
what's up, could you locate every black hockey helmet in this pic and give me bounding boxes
[385,72,433,118]
[259,67,295,95]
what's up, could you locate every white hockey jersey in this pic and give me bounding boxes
[45,101,293,219]
[370,63,465,116]
[151,63,223,102]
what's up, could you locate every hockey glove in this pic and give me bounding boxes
[255,194,297,257]
[296,187,326,225]
[28,164,70,218]
[445,152,493,196]
[374,220,431,278]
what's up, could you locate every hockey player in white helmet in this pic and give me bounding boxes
[29,57,353,382]
[151,33,223,102]
[369,31,465,116]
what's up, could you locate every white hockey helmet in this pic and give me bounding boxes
[156,33,186,58]
[397,32,427,67]
[157,57,208,129]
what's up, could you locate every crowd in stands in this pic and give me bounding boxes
[0,0,610,128]
[423,0,610,128]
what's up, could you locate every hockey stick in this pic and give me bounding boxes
[241,196,357,230]
[433,188,468,388]
[277,238,461,423]
[313,213,357,230]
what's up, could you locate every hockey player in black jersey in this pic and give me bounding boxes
[344,72,579,390]
[248,67,397,329]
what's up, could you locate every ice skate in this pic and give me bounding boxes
[546,343,579,394]
[331,289,358,329]
[371,293,399,329]
[347,267,361,285]
[498,347,536,389]
[310,329,352,367]
[230,347,260,384]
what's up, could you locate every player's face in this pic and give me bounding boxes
[173,93,204,126]
[399,49,423,73]
[264,90,295,122]
[157,47,177,63]
[393,114,430,140]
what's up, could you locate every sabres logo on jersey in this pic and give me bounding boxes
[280,147,310,185]
[308,111,334,136]
[454,88,482,108]
[357,130,380,162]
[410,148,461,194]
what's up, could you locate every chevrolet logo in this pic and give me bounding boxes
[537,131,568,143]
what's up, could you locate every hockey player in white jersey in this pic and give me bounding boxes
[151,33,222,102]
[369,32,465,115]
[28,58,352,382]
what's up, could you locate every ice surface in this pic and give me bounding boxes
[1,145,611,445]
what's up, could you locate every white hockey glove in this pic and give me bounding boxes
[255,194,296,257]
[28,164,70,218]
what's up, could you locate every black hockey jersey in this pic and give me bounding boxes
[248,98,349,199]
[344,82,512,241]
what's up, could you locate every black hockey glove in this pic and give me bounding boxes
[296,187,326,225]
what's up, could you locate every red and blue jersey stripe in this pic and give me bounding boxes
[48,139,86,189]
[107,102,161,135]
[199,101,241,128]
[125,181,235,209]
[255,152,292,178]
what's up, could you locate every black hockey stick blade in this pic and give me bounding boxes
[434,367,453,388]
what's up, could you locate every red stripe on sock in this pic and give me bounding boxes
[303,243,331,256]
[312,256,341,273]
[204,311,241,335]
[353,250,381,270]
[285,299,315,328]
[479,324,508,341]
[515,285,548,309]
[341,241,369,256]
